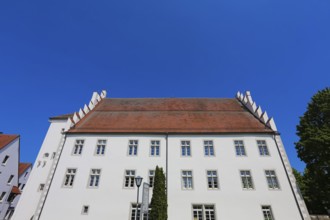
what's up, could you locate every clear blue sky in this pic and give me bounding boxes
[0,0,329,172]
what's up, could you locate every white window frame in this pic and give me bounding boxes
[192,204,216,220]
[240,170,254,190]
[62,168,77,188]
[124,170,136,188]
[130,203,150,220]
[148,170,155,188]
[150,140,160,156]
[38,184,45,192]
[234,140,246,156]
[257,140,270,156]
[206,170,219,189]
[265,170,280,189]
[72,140,84,155]
[82,205,89,215]
[261,205,275,220]
[95,140,107,156]
[181,140,191,157]
[128,140,138,156]
[7,175,14,185]
[204,140,215,156]
[182,170,193,190]
[88,169,101,188]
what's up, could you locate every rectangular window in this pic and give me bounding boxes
[149,170,155,188]
[265,170,280,189]
[130,204,149,220]
[63,168,77,187]
[262,206,274,220]
[204,141,214,156]
[5,208,14,220]
[21,184,25,191]
[124,170,136,188]
[240,170,254,189]
[150,140,160,156]
[0,192,6,202]
[207,170,218,189]
[2,155,9,165]
[258,140,270,156]
[192,205,216,220]
[96,140,106,155]
[128,140,138,156]
[38,184,45,191]
[88,169,101,188]
[234,140,246,156]
[7,175,14,184]
[181,141,191,156]
[73,140,84,155]
[82,205,89,215]
[182,170,193,189]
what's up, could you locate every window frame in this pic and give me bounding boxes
[148,170,155,188]
[150,140,160,157]
[264,169,280,190]
[206,170,219,190]
[95,139,107,156]
[130,203,150,220]
[239,170,254,190]
[2,155,9,165]
[7,175,14,185]
[261,205,275,220]
[191,204,216,220]
[62,168,77,188]
[128,140,138,156]
[181,140,192,157]
[81,205,89,215]
[234,140,247,156]
[257,140,270,156]
[88,169,102,188]
[0,192,7,203]
[123,169,136,189]
[181,170,194,190]
[203,140,215,157]
[72,139,85,156]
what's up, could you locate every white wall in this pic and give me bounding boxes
[12,120,67,220]
[0,138,19,220]
[34,133,303,220]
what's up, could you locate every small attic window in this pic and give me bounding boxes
[44,153,49,158]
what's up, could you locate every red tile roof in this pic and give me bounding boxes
[0,134,19,150]
[19,163,32,177]
[11,186,21,194]
[67,98,273,134]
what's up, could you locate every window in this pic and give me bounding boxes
[88,169,101,188]
[150,140,160,156]
[192,205,216,220]
[51,152,56,159]
[7,175,14,184]
[149,170,155,188]
[73,140,84,155]
[128,140,138,156]
[265,170,280,189]
[182,170,193,189]
[262,206,274,220]
[21,184,26,190]
[43,153,49,158]
[24,171,29,178]
[207,170,218,189]
[63,168,77,187]
[204,141,214,156]
[95,140,106,155]
[130,204,149,220]
[5,208,14,220]
[258,140,270,156]
[124,170,135,188]
[38,184,45,191]
[2,155,9,165]
[240,170,254,189]
[0,192,6,202]
[181,141,191,156]
[234,140,246,156]
[82,205,89,215]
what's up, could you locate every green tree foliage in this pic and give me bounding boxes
[149,166,167,220]
[295,87,330,214]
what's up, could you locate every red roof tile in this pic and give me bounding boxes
[67,98,273,134]
[11,186,21,194]
[0,134,19,150]
[19,163,32,177]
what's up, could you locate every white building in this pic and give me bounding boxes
[13,91,310,220]
[0,134,31,220]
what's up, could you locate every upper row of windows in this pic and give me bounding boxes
[71,139,270,157]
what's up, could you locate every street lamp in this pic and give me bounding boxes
[135,176,143,220]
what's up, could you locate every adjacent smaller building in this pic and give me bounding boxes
[0,134,31,220]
